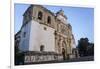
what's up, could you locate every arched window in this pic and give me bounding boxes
[40,45,44,51]
[68,24,72,30]
[47,16,51,24]
[38,11,42,20]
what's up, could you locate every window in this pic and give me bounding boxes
[47,16,51,24]
[44,27,47,30]
[23,32,26,37]
[40,45,44,51]
[38,11,42,20]
[68,24,72,30]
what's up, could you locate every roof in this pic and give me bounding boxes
[23,5,55,16]
[23,4,68,19]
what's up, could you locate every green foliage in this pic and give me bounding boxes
[77,38,94,57]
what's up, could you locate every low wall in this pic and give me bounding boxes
[23,51,63,63]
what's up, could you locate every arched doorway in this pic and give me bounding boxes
[62,48,65,60]
[40,45,44,51]
[62,41,67,60]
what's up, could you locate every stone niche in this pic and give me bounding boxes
[23,51,63,64]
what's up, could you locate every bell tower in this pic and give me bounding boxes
[56,9,68,24]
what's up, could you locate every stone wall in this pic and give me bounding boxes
[23,51,63,63]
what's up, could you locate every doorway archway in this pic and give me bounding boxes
[62,48,65,60]
[62,41,67,60]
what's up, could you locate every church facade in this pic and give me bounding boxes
[15,5,78,64]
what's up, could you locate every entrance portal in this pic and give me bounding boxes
[62,48,65,60]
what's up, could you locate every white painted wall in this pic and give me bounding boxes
[40,23,55,52]
[29,20,55,52]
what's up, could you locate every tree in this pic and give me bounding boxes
[15,41,24,65]
[87,43,94,56]
[77,38,94,57]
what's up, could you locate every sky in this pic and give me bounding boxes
[14,4,94,45]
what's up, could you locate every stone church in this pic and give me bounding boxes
[15,5,79,64]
